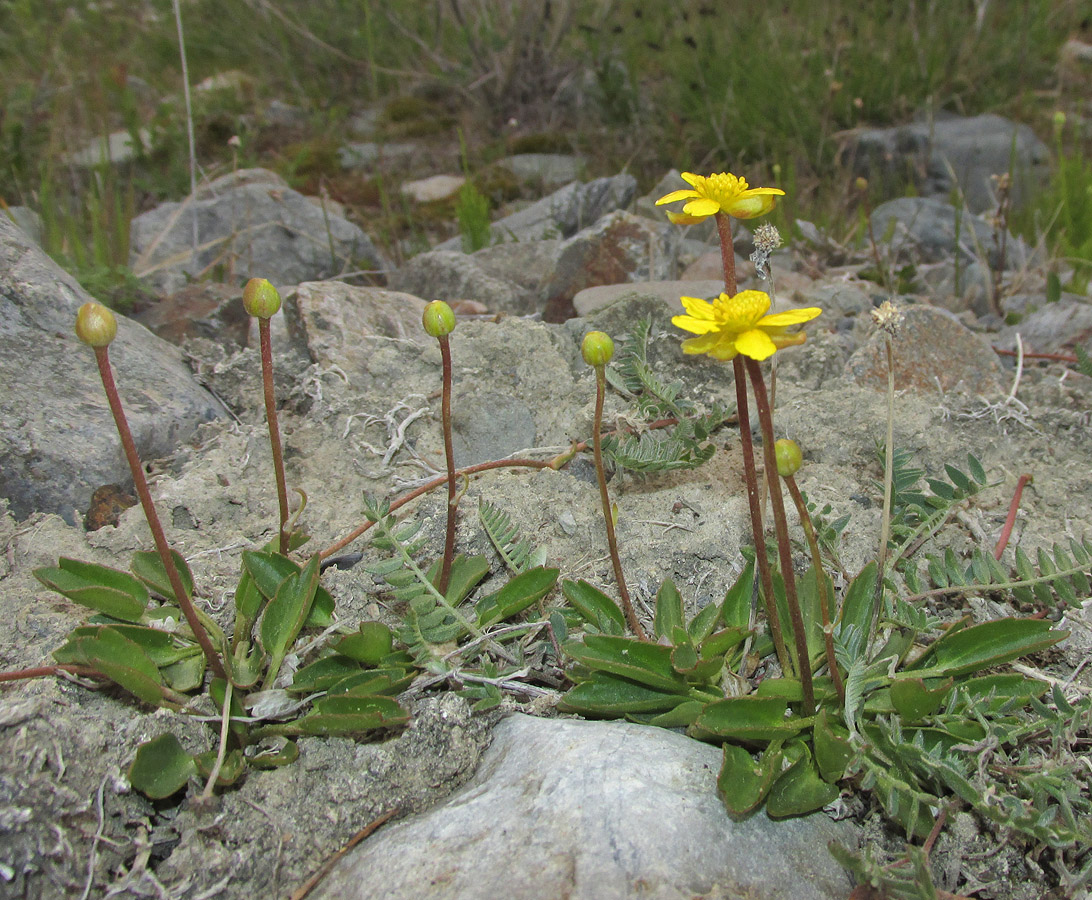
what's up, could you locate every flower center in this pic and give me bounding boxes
[715,290,770,329]
[702,172,748,205]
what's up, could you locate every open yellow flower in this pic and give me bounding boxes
[672,290,821,361]
[655,172,785,224]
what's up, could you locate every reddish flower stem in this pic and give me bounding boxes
[0,664,100,683]
[734,357,793,677]
[994,473,1033,560]
[715,213,737,295]
[93,347,227,680]
[259,318,291,556]
[592,364,647,640]
[437,334,458,596]
[784,473,844,704]
[745,357,815,715]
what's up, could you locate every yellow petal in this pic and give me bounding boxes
[769,331,808,350]
[757,307,822,327]
[680,172,704,187]
[679,295,717,320]
[725,194,778,219]
[671,314,719,335]
[734,329,778,360]
[683,197,721,217]
[666,211,709,225]
[680,332,728,355]
[655,188,701,206]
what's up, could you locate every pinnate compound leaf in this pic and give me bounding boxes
[35,558,149,622]
[129,733,197,799]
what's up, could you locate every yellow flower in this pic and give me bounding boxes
[655,172,785,224]
[672,290,821,361]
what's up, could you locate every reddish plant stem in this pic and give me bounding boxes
[0,664,100,683]
[591,364,647,640]
[994,473,1033,560]
[259,318,290,556]
[784,473,845,705]
[94,347,227,680]
[437,334,458,596]
[993,347,1077,364]
[715,213,737,294]
[745,357,814,715]
[319,419,693,560]
[734,357,793,677]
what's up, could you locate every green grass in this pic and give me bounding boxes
[1,0,1087,292]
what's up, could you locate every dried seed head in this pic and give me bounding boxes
[750,223,783,279]
[871,300,905,337]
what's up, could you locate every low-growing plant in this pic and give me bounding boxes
[7,165,1089,899]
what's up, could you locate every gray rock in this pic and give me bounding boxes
[846,304,1005,395]
[388,250,537,316]
[2,206,41,245]
[0,216,225,524]
[995,296,1092,356]
[870,197,1033,270]
[400,174,465,204]
[573,279,723,317]
[285,282,428,374]
[843,112,1049,212]
[496,153,586,188]
[338,141,418,169]
[129,169,386,294]
[541,210,684,318]
[67,128,150,167]
[313,714,854,900]
[433,174,637,251]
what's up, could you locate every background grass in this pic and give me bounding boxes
[1,0,1088,301]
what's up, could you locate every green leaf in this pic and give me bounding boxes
[813,709,854,783]
[290,655,363,692]
[34,559,150,622]
[720,558,755,631]
[293,695,408,736]
[644,700,705,728]
[476,566,559,628]
[233,569,264,631]
[766,748,839,817]
[429,554,491,605]
[327,668,414,697]
[718,742,783,816]
[130,549,194,601]
[64,627,172,707]
[563,635,688,692]
[160,654,206,692]
[654,579,684,640]
[891,677,952,722]
[687,599,721,643]
[60,623,195,668]
[692,697,806,743]
[249,738,300,770]
[128,733,197,799]
[910,618,1066,677]
[559,673,690,716]
[562,579,626,636]
[194,748,245,788]
[331,622,394,665]
[836,561,877,660]
[259,555,321,684]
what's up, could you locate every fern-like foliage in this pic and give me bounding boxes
[602,316,732,474]
[479,499,545,574]
[903,536,1092,608]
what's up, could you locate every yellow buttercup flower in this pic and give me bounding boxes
[672,290,821,361]
[655,172,785,224]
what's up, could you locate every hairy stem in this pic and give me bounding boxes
[94,347,226,680]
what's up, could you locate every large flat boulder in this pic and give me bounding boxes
[0,216,225,524]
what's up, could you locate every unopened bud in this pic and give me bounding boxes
[422,300,456,338]
[75,302,117,347]
[581,331,614,367]
[774,438,803,477]
[242,278,282,318]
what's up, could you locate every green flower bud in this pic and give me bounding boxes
[75,301,117,347]
[422,300,456,338]
[774,438,802,478]
[242,278,282,318]
[581,331,614,367]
